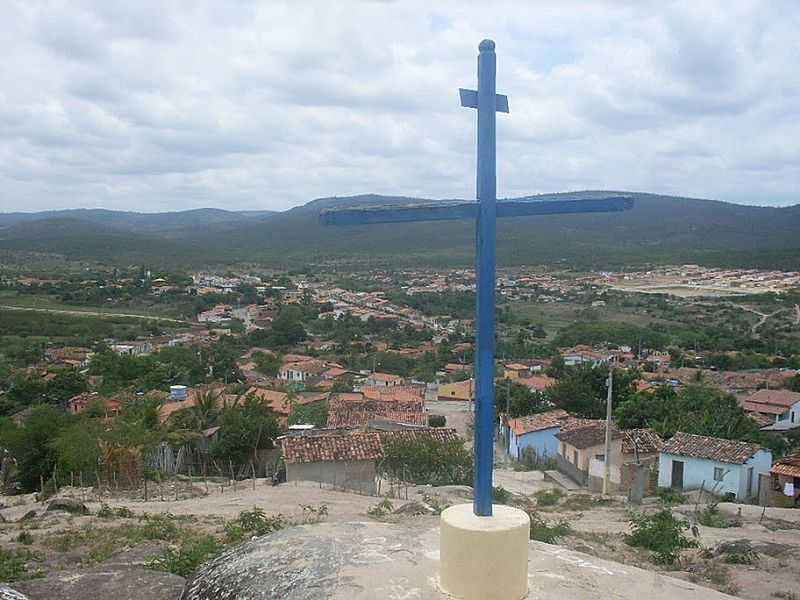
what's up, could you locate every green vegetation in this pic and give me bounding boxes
[527,511,572,544]
[379,437,472,486]
[146,534,222,577]
[625,509,699,564]
[534,488,564,507]
[223,507,288,544]
[616,383,783,451]
[0,547,43,582]
[288,400,329,428]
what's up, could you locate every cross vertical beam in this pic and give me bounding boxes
[318,39,634,520]
[473,39,499,516]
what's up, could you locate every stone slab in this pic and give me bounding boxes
[181,518,735,600]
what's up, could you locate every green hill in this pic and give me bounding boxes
[1,192,799,269]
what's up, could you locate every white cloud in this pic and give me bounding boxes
[0,0,798,212]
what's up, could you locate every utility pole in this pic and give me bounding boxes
[602,365,613,496]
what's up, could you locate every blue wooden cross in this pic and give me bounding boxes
[320,40,633,516]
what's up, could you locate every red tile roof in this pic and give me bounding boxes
[282,433,383,464]
[327,397,425,429]
[555,421,621,449]
[661,432,763,464]
[621,428,664,454]
[770,455,800,478]
[378,428,460,444]
[516,375,556,391]
[743,389,800,409]
[508,409,570,436]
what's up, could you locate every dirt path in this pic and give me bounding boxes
[739,305,787,336]
[0,304,189,324]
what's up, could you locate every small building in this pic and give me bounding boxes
[555,421,622,488]
[515,375,556,393]
[281,432,383,494]
[365,372,404,387]
[438,379,474,402]
[764,455,800,507]
[657,432,772,499]
[507,409,582,461]
[739,389,800,429]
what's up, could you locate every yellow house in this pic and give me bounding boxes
[438,379,475,401]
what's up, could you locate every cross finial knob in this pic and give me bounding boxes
[479,39,495,52]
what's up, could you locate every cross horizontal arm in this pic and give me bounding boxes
[319,196,633,226]
[459,88,509,113]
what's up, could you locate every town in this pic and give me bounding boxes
[1,261,800,598]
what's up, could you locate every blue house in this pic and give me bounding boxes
[658,432,772,499]
[508,409,578,461]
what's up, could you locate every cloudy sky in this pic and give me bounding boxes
[2,1,799,213]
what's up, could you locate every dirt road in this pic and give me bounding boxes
[0,305,189,324]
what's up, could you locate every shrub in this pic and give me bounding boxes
[16,530,34,545]
[97,503,134,519]
[697,502,739,528]
[367,498,395,519]
[0,547,43,582]
[492,485,512,505]
[428,415,446,428]
[534,488,564,507]
[625,509,699,564]
[657,488,687,505]
[379,437,472,486]
[514,448,557,471]
[146,534,221,577]
[527,511,571,544]
[223,507,287,544]
[299,504,328,524]
[716,540,759,565]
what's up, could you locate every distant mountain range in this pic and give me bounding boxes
[2,192,799,270]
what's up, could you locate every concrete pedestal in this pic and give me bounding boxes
[440,503,530,600]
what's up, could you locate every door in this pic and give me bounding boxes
[671,460,684,489]
[746,467,754,497]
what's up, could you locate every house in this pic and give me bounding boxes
[555,421,622,488]
[503,363,533,380]
[764,455,800,506]
[516,375,556,393]
[281,432,384,494]
[738,389,800,430]
[438,379,474,402]
[327,400,428,429]
[280,428,461,494]
[66,392,123,416]
[365,372,404,387]
[507,410,585,462]
[561,345,614,368]
[657,432,772,499]
[278,360,327,383]
[111,340,153,356]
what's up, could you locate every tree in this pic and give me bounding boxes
[502,381,547,418]
[252,351,282,377]
[211,398,281,465]
[45,369,88,405]
[3,405,74,492]
[288,400,329,428]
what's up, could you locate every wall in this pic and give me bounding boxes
[286,460,377,495]
[586,439,624,492]
[737,449,772,499]
[658,454,744,497]
[509,427,559,460]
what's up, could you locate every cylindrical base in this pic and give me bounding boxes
[439,503,530,600]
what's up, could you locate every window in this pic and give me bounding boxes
[713,467,725,482]
[595,454,605,462]
[572,450,579,466]
[561,442,566,456]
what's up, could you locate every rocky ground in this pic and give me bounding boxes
[1,471,799,599]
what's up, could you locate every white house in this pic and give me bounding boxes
[658,432,772,499]
[739,389,800,431]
